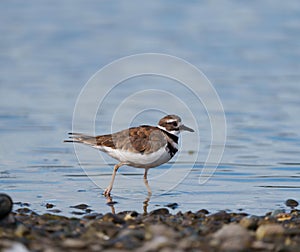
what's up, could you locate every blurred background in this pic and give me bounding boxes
[0,0,300,216]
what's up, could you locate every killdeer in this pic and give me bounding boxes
[65,115,194,196]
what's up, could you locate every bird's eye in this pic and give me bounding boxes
[172,121,177,127]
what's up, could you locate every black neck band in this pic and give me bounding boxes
[161,129,179,143]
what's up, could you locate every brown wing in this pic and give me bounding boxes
[96,126,168,154]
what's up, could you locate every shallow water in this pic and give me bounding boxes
[1,1,300,216]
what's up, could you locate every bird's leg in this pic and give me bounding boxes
[143,168,152,214]
[106,195,116,214]
[104,163,123,196]
[143,195,150,215]
[143,168,152,196]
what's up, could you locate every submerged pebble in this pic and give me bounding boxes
[70,204,89,210]
[165,203,179,210]
[45,203,55,209]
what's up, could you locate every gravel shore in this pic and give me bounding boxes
[1,204,300,252]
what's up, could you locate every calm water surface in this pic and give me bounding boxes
[1,1,300,216]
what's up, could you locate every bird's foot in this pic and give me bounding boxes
[103,187,112,197]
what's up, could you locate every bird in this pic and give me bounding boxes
[64,114,194,196]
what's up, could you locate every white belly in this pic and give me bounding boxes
[98,145,172,168]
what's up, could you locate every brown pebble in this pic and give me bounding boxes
[70,203,89,210]
[197,209,210,215]
[239,216,259,230]
[63,238,87,249]
[285,199,299,208]
[102,213,125,224]
[256,224,285,241]
[209,210,231,222]
[45,203,55,209]
[47,209,62,213]
[124,211,139,221]
[0,194,13,220]
[71,211,85,215]
[150,208,169,215]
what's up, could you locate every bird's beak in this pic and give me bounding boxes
[179,124,194,132]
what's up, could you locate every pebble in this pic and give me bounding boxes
[285,199,299,208]
[0,194,13,220]
[209,210,231,222]
[165,203,179,210]
[70,211,85,215]
[1,198,300,252]
[45,203,55,209]
[150,208,169,216]
[256,224,285,241]
[70,204,89,210]
[47,209,62,213]
[211,223,252,251]
[124,211,139,221]
[3,242,29,252]
[239,216,259,230]
[63,239,87,249]
[102,212,125,224]
[271,209,285,216]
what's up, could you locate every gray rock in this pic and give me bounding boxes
[3,241,29,252]
[211,223,252,251]
[62,239,87,249]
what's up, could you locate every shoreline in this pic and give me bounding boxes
[1,206,300,251]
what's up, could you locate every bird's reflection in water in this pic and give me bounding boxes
[105,191,152,215]
[105,174,153,214]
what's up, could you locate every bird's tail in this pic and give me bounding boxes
[64,133,98,147]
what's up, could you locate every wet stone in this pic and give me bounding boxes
[271,209,285,216]
[47,209,62,214]
[165,203,179,210]
[45,203,55,209]
[16,208,37,215]
[239,216,260,230]
[0,194,13,220]
[150,208,169,216]
[83,213,103,220]
[14,202,30,207]
[70,211,85,216]
[208,210,231,222]
[285,199,299,208]
[124,211,139,221]
[70,204,89,210]
[102,213,125,224]
[197,209,210,215]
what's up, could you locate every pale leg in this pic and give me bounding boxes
[104,162,123,196]
[143,168,152,196]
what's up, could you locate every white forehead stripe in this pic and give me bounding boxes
[166,119,177,123]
